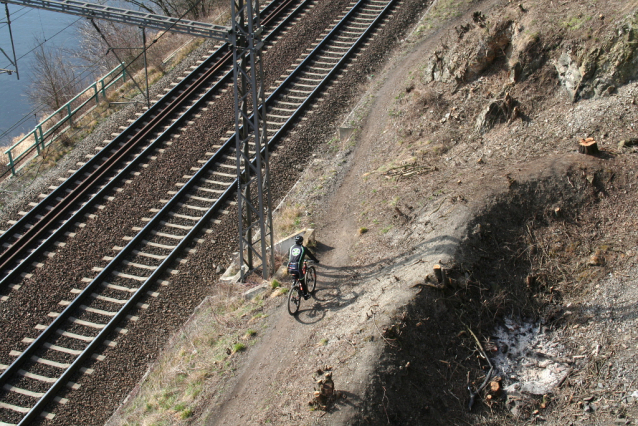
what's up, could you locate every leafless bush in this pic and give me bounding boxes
[73,0,230,80]
[76,20,146,75]
[120,0,228,19]
[26,40,86,113]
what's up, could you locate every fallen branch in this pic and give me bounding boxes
[372,309,398,348]
[557,367,573,388]
[383,163,435,179]
[410,282,445,290]
[382,386,390,424]
[466,326,494,411]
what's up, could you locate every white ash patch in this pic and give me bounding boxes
[492,317,570,396]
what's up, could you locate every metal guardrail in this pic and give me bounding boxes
[3,63,127,175]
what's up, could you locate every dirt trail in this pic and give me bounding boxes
[201,107,369,426]
[201,27,444,424]
[201,207,365,425]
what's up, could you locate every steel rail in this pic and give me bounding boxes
[264,0,397,140]
[0,0,303,293]
[0,0,292,255]
[10,133,239,425]
[0,0,308,390]
[0,0,397,422]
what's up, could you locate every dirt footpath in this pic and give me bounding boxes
[201,21,481,423]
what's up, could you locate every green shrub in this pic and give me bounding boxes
[180,408,193,419]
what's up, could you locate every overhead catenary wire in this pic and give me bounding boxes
[0,38,134,142]
[1,0,208,144]
[0,0,113,31]
[3,0,209,72]
[0,16,83,69]
[86,0,209,88]
[0,5,32,30]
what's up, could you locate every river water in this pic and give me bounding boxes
[0,6,81,148]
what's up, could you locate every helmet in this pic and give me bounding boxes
[295,235,304,244]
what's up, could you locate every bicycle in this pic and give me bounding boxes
[287,260,317,315]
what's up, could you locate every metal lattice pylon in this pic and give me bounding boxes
[231,0,274,281]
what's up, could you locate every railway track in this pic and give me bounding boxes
[0,0,307,301]
[0,0,401,423]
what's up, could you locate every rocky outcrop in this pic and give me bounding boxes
[507,30,548,83]
[475,92,520,134]
[555,12,638,100]
[423,9,638,103]
[423,18,513,85]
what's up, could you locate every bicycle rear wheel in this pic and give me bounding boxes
[306,266,317,293]
[287,282,301,315]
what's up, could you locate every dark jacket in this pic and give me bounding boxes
[287,243,318,272]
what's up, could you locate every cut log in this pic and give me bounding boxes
[578,138,599,155]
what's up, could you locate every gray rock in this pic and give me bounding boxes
[555,52,582,100]
[243,283,268,300]
[618,138,638,149]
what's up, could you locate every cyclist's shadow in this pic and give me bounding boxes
[293,277,359,324]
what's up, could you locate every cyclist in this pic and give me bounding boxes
[287,235,319,299]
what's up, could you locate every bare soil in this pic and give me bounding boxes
[109,0,638,425]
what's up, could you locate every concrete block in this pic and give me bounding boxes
[243,283,268,300]
[275,228,316,255]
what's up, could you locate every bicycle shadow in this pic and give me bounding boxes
[293,234,460,324]
[293,281,359,324]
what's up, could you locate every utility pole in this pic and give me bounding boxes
[231,0,274,281]
[141,27,149,109]
[0,2,19,77]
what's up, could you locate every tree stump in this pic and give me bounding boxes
[433,264,444,283]
[311,371,335,410]
[578,138,599,155]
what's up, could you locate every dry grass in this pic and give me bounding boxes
[110,284,273,426]
[409,0,475,39]
[273,204,303,241]
[0,133,36,166]
[167,39,206,70]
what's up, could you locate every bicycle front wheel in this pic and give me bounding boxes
[288,282,301,315]
[306,266,317,293]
